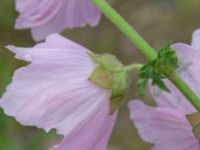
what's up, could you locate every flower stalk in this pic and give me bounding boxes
[92,0,200,112]
[125,64,143,72]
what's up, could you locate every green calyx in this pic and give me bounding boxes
[89,53,129,113]
[137,44,179,96]
[186,112,200,140]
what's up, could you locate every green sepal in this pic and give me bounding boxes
[110,71,129,112]
[193,124,200,140]
[186,112,200,140]
[186,112,200,127]
[88,65,113,89]
[90,53,124,71]
[110,97,124,114]
[111,71,129,98]
[89,53,129,113]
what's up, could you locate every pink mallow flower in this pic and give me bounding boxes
[128,29,200,150]
[15,0,101,41]
[0,34,117,150]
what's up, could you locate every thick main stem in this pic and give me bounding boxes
[92,0,157,61]
[168,74,200,111]
[92,0,200,112]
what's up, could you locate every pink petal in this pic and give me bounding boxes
[15,0,63,28]
[50,112,117,150]
[35,33,86,50]
[173,43,200,89]
[191,29,200,50]
[150,80,195,114]
[6,34,91,62]
[0,34,115,139]
[15,0,101,41]
[152,139,200,150]
[128,100,200,150]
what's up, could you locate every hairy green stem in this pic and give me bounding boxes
[92,0,200,112]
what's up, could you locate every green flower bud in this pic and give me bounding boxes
[89,53,129,113]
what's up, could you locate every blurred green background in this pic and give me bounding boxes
[0,0,200,149]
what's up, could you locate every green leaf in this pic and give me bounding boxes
[136,43,178,96]
[151,78,169,92]
[138,62,155,79]
[156,43,178,75]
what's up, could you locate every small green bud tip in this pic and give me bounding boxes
[88,53,129,113]
[186,112,200,140]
